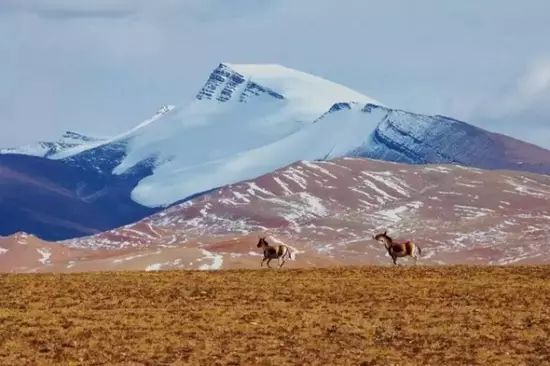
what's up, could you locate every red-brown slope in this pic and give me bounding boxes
[2,158,549,272]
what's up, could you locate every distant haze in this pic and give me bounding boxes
[1,0,550,148]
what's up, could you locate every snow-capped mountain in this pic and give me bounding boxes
[44,63,550,209]
[50,63,383,207]
[2,62,550,241]
[0,131,106,158]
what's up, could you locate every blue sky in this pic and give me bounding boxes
[1,0,550,148]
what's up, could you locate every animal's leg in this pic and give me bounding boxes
[267,258,272,268]
[392,256,397,266]
[413,245,421,265]
[279,258,286,268]
[261,257,267,267]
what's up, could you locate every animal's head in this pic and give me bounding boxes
[373,231,391,247]
[257,237,269,248]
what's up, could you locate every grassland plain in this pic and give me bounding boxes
[0,266,549,365]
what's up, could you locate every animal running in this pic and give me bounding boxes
[256,236,292,268]
[373,230,422,265]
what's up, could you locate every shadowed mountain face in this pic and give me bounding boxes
[353,104,550,175]
[0,154,157,240]
[2,157,547,273]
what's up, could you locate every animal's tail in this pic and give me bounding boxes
[417,245,422,256]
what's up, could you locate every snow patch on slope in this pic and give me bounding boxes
[198,249,223,270]
[36,248,51,265]
[145,263,162,271]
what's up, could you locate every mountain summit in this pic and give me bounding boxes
[196,63,382,109]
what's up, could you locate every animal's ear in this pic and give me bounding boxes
[384,230,387,235]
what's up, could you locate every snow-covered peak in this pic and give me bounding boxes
[196,63,284,103]
[105,63,383,183]
[196,63,382,111]
[225,63,382,105]
[0,131,106,158]
[53,63,381,165]
[60,131,104,143]
[40,63,386,206]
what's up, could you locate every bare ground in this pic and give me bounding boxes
[0,266,549,365]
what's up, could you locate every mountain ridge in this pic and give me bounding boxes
[0,131,106,158]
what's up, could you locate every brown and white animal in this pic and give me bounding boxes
[374,231,421,265]
[256,237,292,268]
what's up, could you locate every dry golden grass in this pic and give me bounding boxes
[0,266,549,365]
